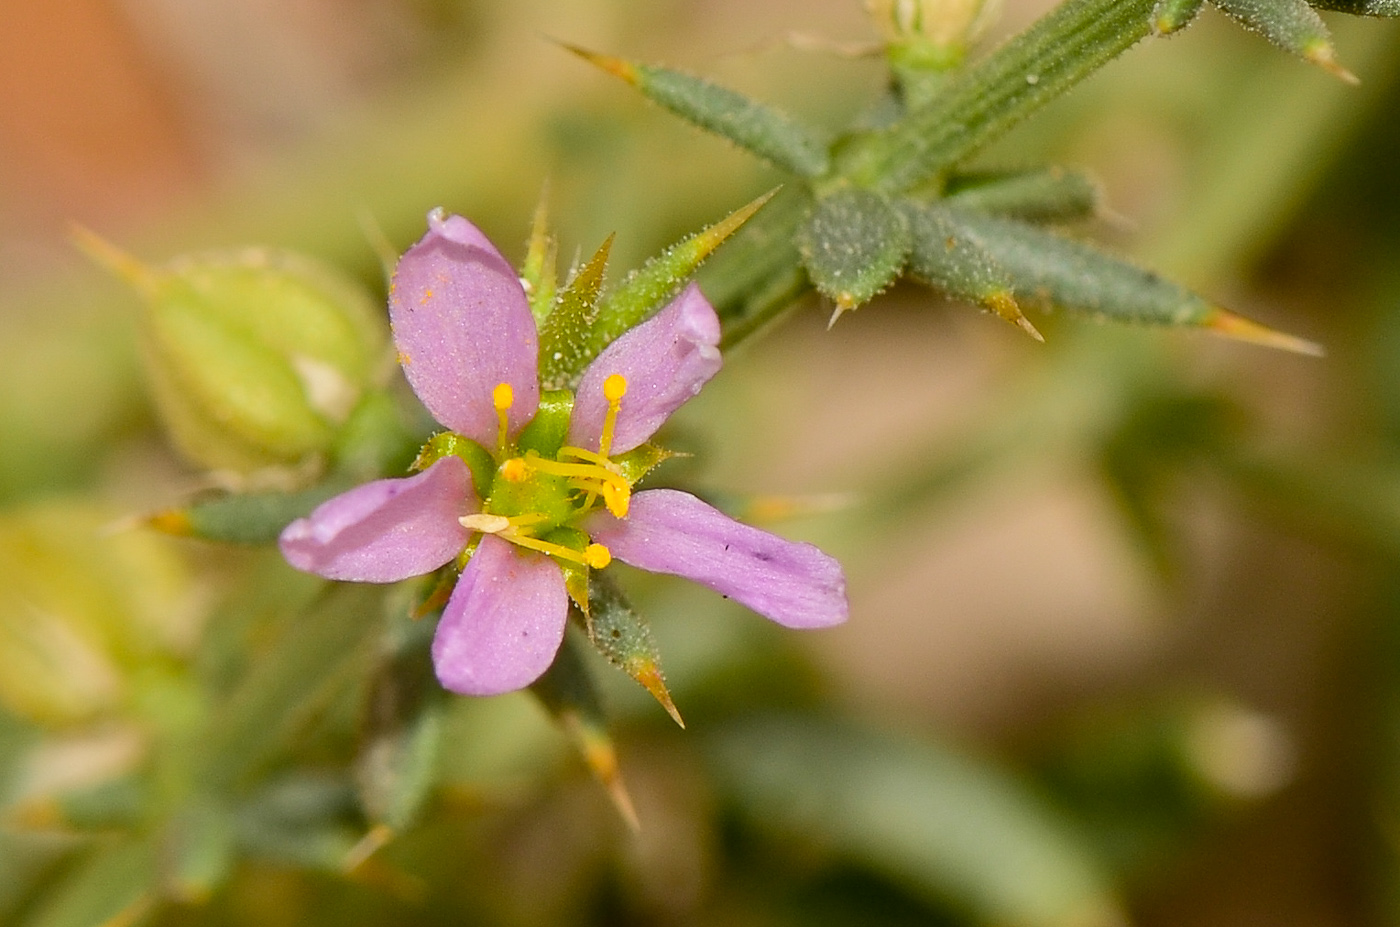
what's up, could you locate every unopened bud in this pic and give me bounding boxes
[79,230,388,481]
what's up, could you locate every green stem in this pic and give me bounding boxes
[843,0,1157,193]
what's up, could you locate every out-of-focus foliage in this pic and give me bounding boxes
[2,0,1400,926]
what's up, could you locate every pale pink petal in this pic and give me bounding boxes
[568,283,721,455]
[431,534,569,695]
[588,489,847,629]
[279,457,474,582]
[390,210,539,446]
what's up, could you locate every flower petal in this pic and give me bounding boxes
[588,489,847,629]
[390,210,539,445]
[568,283,721,455]
[431,534,569,695]
[279,456,474,582]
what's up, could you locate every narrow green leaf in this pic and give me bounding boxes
[565,46,831,177]
[163,798,236,903]
[539,235,612,390]
[531,630,639,829]
[840,0,1158,193]
[710,717,1124,927]
[797,188,910,321]
[587,574,683,728]
[583,190,775,374]
[1310,0,1400,14]
[901,201,1042,340]
[943,167,1103,223]
[1212,0,1359,81]
[1152,0,1205,32]
[149,482,348,545]
[903,202,1322,353]
[231,773,360,869]
[356,615,443,832]
[200,583,386,791]
[23,839,157,927]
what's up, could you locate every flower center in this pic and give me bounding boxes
[453,375,637,589]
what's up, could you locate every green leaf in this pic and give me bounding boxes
[1212,0,1358,81]
[149,482,348,545]
[1310,0,1400,14]
[520,186,559,324]
[710,717,1123,927]
[162,798,236,903]
[566,47,831,177]
[902,202,1322,353]
[943,167,1103,223]
[586,574,683,727]
[797,188,910,319]
[839,0,1158,193]
[200,583,386,792]
[231,773,360,869]
[901,201,1041,339]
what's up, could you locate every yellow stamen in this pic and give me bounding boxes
[599,373,628,457]
[492,382,514,450]
[523,451,631,502]
[500,457,529,482]
[584,543,612,569]
[503,533,594,565]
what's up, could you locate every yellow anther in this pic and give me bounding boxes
[599,374,627,457]
[500,458,530,483]
[492,382,514,451]
[602,481,630,518]
[460,513,510,534]
[492,382,514,411]
[584,543,612,569]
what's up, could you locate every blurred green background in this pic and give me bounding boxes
[4,1,1400,925]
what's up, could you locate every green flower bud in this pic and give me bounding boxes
[79,230,389,480]
[0,502,201,726]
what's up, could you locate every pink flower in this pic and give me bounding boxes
[280,211,847,696]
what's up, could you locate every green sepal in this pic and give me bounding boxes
[901,200,1042,339]
[587,574,683,727]
[1152,0,1205,32]
[543,526,592,613]
[797,188,911,316]
[583,191,775,375]
[530,629,638,828]
[521,187,559,324]
[414,431,495,499]
[1211,0,1358,80]
[1310,0,1400,14]
[566,46,831,177]
[355,613,444,832]
[539,235,612,389]
[518,389,575,458]
[943,167,1103,223]
[149,482,349,545]
[613,442,675,486]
